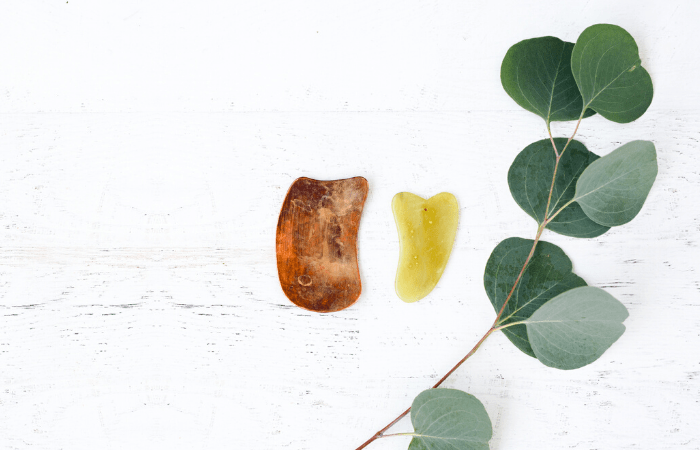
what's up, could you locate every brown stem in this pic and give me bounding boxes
[545,127,562,218]
[547,123,559,158]
[543,110,585,224]
[354,407,411,450]
[431,327,497,387]
[557,112,585,158]
[492,223,545,326]
[353,327,497,450]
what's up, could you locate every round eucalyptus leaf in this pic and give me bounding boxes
[574,140,658,227]
[571,24,653,123]
[508,138,610,238]
[409,389,492,450]
[484,237,586,357]
[524,286,629,370]
[501,36,595,124]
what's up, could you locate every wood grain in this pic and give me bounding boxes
[1,2,699,450]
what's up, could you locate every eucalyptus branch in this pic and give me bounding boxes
[354,24,656,450]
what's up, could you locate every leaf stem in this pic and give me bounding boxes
[493,321,524,331]
[557,111,585,159]
[544,153,561,223]
[380,432,419,438]
[543,110,586,225]
[547,123,559,158]
[493,222,545,326]
[353,326,497,450]
[433,327,497,386]
[545,199,575,225]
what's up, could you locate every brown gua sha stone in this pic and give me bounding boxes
[276,177,369,312]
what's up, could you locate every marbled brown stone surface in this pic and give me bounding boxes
[276,177,369,312]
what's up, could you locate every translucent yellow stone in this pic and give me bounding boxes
[392,192,459,303]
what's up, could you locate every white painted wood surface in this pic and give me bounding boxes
[1,1,699,449]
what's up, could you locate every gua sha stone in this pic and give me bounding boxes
[276,177,369,313]
[392,192,459,303]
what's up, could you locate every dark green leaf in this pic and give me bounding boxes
[574,140,658,226]
[508,138,610,238]
[484,237,586,357]
[524,286,629,370]
[501,36,595,124]
[409,389,492,450]
[571,24,653,123]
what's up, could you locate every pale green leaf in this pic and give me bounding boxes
[571,24,653,123]
[501,36,595,124]
[508,138,609,238]
[409,389,492,450]
[484,238,586,357]
[524,286,628,370]
[574,140,658,226]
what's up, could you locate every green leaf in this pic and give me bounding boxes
[484,237,586,357]
[523,286,629,370]
[501,36,595,124]
[573,140,658,227]
[409,389,492,450]
[508,138,610,238]
[571,24,653,123]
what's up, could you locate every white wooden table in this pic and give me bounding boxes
[1,1,699,449]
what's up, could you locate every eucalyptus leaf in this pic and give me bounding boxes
[501,36,595,124]
[574,140,658,227]
[409,389,492,450]
[484,237,586,357]
[571,24,653,123]
[508,138,610,238]
[524,286,629,370]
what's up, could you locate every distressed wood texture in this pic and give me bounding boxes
[277,177,368,312]
[1,1,699,450]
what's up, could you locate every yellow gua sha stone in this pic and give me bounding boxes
[392,192,459,303]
